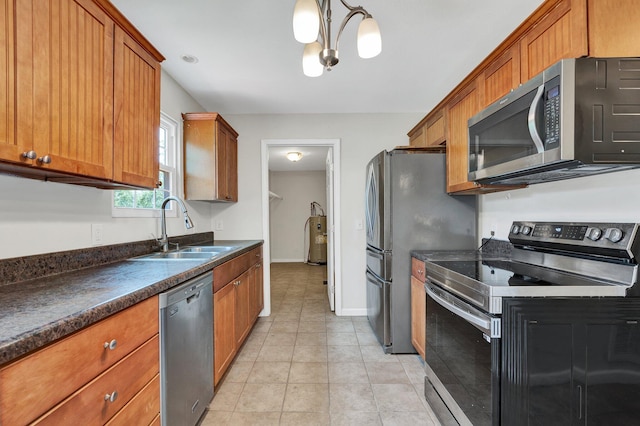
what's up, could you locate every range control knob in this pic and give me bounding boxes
[521,226,532,236]
[604,228,624,243]
[511,224,521,235]
[586,227,603,241]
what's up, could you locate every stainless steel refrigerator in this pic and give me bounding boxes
[365,149,477,353]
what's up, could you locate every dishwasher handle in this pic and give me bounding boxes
[159,271,213,308]
[186,290,201,304]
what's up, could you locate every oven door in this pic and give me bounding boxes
[424,279,501,426]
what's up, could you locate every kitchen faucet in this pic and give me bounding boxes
[158,196,194,252]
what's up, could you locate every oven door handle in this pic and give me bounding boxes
[425,283,492,336]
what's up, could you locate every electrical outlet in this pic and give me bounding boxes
[91,224,103,246]
[490,230,495,237]
[215,220,224,231]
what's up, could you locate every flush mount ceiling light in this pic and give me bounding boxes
[286,152,303,162]
[180,54,199,64]
[293,0,382,77]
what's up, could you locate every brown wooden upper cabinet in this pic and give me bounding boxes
[0,0,163,189]
[407,109,446,148]
[409,0,640,194]
[183,112,239,202]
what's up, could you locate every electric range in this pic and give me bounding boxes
[421,221,640,426]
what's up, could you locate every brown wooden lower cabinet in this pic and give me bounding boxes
[213,245,264,385]
[410,257,427,362]
[0,297,160,426]
[410,276,426,359]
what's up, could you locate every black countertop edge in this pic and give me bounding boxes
[0,239,262,365]
[0,232,215,287]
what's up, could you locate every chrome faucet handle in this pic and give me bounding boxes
[169,242,180,251]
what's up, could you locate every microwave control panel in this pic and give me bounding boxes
[544,84,561,147]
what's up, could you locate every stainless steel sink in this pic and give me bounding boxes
[129,251,215,261]
[128,245,238,261]
[180,246,238,253]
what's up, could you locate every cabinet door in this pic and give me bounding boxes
[12,0,114,177]
[217,123,238,202]
[113,26,160,188]
[234,270,252,347]
[250,261,264,321]
[445,79,481,193]
[410,276,425,359]
[588,0,640,57]
[481,45,521,108]
[502,298,640,425]
[520,0,587,82]
[0,0,19,162]
[214,283,236,385]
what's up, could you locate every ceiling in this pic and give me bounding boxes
[111,0,545,115]
[269,146,330,172]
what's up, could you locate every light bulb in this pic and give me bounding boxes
[286,152,303,162]
[293,0,320,43]
[302,42,324,77]
[357,17,382,59]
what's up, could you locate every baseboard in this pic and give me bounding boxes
[271,258,306,263]
[338,308,367,316]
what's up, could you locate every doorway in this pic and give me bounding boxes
[261,139,342,316]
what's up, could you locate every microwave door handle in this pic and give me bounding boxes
[527,84,545,153]
[425,283,491,334]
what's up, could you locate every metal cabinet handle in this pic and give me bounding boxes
[21,150,37,160]
[417,269,423,274]
[37,155,52,164]
[103,339,117,350]
[104,391,118,403]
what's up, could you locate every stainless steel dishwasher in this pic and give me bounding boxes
[160,271,213,426]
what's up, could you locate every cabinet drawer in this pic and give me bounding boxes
[34,334,159,425]
[411,258,426,282]
[0,296,158,426]
[214,246,262,292]
[105,373,161,426]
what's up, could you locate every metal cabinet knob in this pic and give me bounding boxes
[37,155,52,164]
[21,150,37,160]
[103,339,117,350]
[104,391,118,403]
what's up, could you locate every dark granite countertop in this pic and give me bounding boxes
[0,239,262,365]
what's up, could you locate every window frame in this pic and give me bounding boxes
[111,111,182,218]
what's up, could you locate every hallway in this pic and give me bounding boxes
[202,262,439,425]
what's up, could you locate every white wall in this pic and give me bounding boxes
[212,113,422,313]
[479,168,640,240]
[269,170,326,262]
[0,71,208,259]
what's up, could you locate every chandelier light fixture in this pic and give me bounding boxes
[286,151,304,162]
[292,0,382,77]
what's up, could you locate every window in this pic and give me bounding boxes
[112,112,179,218]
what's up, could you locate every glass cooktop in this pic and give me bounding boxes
[430,259,614,288]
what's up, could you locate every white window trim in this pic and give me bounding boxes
[111,111,182,218]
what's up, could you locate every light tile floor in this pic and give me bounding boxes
[201,262,440,426]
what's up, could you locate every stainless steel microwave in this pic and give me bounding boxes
[468,57,640,185]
